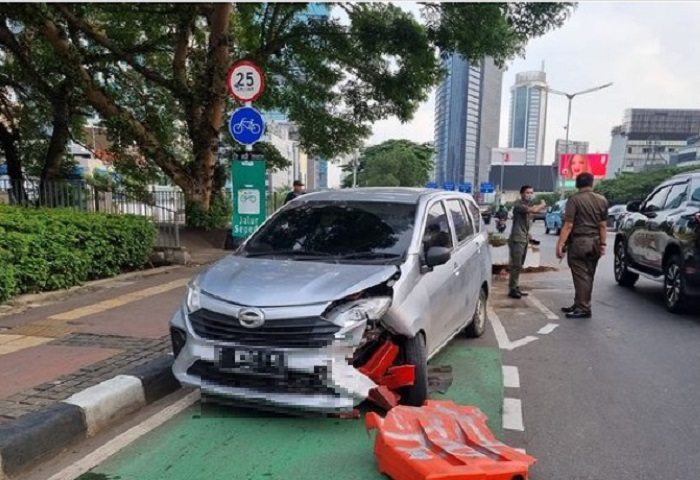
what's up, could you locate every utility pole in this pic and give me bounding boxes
[547,82,613,198]
[352,151,358,188]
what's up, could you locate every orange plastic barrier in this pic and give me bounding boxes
[366,400,536,480]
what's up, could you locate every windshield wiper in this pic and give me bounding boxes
[336,252,401,260]
[243,249,335,258]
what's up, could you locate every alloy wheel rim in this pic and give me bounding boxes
[477,296,486,330]
[615,243,625,279]
[665,264,681,306]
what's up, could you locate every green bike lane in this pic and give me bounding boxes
[78,345,503,480]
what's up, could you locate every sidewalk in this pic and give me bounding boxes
[0,249,227,425]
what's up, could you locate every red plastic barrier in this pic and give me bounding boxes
[366,400,536,480]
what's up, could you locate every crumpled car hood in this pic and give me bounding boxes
[198,254,398,307]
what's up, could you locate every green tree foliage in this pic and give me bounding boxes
[595,166,699,205]
[343,139,434,187]
[0,2,575,214]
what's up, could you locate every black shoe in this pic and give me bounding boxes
[508,289,522,299]
[561,305,576,314]
[516,288,529,297]
[566,309,592,319]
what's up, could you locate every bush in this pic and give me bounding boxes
[185,192,232,230]
[0,206,157,302]
[488,232,507,247]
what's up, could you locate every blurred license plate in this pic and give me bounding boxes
[218,347,285,374]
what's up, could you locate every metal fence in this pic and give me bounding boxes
[1,178,289,248]
[0,178,183,248]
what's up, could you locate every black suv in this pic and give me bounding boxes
[614,171,700,312]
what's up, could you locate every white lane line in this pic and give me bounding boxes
[46,390,200,480]
[488,307,539,351]
[516,448,527,454]
[537,323,559,335]
[527,294,559,321]
[503,397,525,432]
[502,366,520,389]
[488,307,511,350]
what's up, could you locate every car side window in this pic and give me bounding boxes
[423,202,453,251]
[446,199,474,243]
[643,186,671,213]
[664,183,689,210]
[465,201,481,234]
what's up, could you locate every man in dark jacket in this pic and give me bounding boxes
[284,180,305,205]
[556,172,608,318]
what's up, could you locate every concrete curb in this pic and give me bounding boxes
[0,355,180,480]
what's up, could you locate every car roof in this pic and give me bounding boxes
[297,187,475,205]
[664,170,700,186]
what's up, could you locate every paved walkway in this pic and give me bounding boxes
[0,250,227,424]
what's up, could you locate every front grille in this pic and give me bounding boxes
[188,308,340,348]
[188,360,339,396]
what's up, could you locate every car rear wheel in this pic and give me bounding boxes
[664,255,687,314]
[399,333,428,407]
[465,287,487,338]
[614,241,639,287]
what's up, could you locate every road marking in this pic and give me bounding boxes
[516,448,527,454]
[49,278,188,321]
[527,294,559,320]
[488,307,538,351]
[0,335,54,355]
[502,366,520,389]
[537,323,559,335]
[46,390,200,480]
[503,397,524,431]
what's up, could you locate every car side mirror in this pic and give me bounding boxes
[627,201,641,213]
[425,246,451,268]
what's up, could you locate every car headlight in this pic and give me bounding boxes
[185,278,201,313]
[330,297,392,345]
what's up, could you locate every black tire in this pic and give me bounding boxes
[614,240,639,287]
[465,287,487,338]
[545,227,550,235]
[664,255,687,314]
[556,228,561,236]
[399,333,428,407]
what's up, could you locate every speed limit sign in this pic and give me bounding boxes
[227,60,265,103]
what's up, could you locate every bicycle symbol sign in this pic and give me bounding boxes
[229,106,265,146]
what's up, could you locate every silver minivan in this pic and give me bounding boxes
[170,188,492,412]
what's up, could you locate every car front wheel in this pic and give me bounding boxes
[399,333,428,407]
[465,287,487,338]
[664,255,687,314]
[614,240,639,287]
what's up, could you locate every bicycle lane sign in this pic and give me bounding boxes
[232,154,266,238]
[229,106,265,146]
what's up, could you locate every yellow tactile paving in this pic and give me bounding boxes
[10,323,73,338]
[49,278,188,321]
[0,334,25,345]
[0,335,53,355]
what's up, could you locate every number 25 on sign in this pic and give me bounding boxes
[227,60,265,103]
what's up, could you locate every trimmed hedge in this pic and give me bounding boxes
[0,206,157,302]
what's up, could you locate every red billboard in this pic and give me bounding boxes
[559,153,609,179]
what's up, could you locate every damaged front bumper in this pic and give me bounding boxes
[170,307,381,413]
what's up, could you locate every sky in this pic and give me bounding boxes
[366,1,700,165]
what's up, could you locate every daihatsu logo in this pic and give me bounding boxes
[238,308,265,329]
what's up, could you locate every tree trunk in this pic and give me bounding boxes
[0,122,26,204]
[40,89,72,207]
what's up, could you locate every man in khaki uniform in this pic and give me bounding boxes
[556,172,609,318]
[508,185,547,299]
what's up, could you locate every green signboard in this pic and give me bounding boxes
[231,153,267,239]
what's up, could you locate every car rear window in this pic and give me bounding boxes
[243,200,417,259]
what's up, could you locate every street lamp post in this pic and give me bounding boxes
[547,82,613,196]
[499,152,506,205]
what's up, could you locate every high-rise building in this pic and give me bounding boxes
[508,71,548,165]
[433,56,503,189]
[554,139,589,164]
[607,108,700,176]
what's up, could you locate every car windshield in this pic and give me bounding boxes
[241,200,417,263]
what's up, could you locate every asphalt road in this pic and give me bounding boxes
[20,221,700,480]
[508,222,700,479]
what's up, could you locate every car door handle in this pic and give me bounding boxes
[453,262,460,276]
